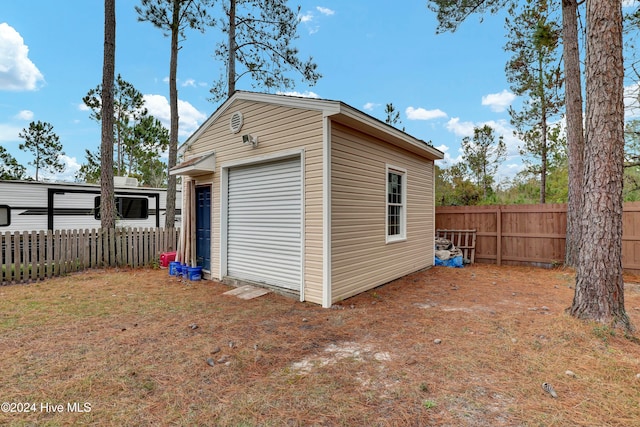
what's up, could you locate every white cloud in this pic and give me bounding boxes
[143,94,207,138]
[39,154,81,182]
[316,6,335,16]
[78,103,90,111]
[445,117,520,158]
[446,117,475,137]
[363,102,379,111]
[434,144,463,166]
[299,12,314,23]
[482,119,520,158]
[481,89,516,112]
[14,110,33,120]
[623,0,638,8]
[0,123,21,142]
[0,23,44,91]
[300,7,334,34]
[182,78,196,88]
[406,106,447,121]
[276,90,320,98]
[436,144,448,153]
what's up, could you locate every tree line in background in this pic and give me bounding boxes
[431,0,640,211]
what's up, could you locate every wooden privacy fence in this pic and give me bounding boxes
[1,227,179,285]
[435,203,640,274]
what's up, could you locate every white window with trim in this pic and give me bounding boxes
[386,165,406,242]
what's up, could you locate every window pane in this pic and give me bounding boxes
[387,170,404,238]
[119,197,148,219]
[94,196,149,219]
[0,206,9,227]
[388,205,400,236]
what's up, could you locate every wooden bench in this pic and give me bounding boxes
[436,229,477,264]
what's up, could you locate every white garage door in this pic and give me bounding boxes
[227,156,301,291]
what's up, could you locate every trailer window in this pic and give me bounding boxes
[0,205,10,227]
[94,197,149,220]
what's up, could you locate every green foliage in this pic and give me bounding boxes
[0,145,27,180]
[384,103,402,128]
[592,324,615,344]
[426,0,510,33]
[136,0,212,38]
[422,399,437,409]
[505,0,563,203]
[621,120,640,201]
[83,74,149,177]
[18,121,65,181]
[461,125,506,199]
[80,77,169,186]
[209,0,321,101]
[74,149,103,184]
[439,125,570,206]
[436,163,482,206]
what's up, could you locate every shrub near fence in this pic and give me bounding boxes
[1,227,179,285]
[435,203,640,274]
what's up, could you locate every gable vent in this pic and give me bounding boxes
[230,111,244,133]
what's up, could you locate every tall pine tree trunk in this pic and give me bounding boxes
[569,0,631,331]
[100,0,116,230]
[539,54,547,205]
[227,0,236,97]
[563,0,585,266]
[540,117,547,204]
[165,0,179,228]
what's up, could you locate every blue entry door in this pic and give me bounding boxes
[195,186,211,271]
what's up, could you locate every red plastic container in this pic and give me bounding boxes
[159,251,177,268]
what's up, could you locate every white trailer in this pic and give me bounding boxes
[0,179,181,232]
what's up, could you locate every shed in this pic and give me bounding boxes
[171,91,443,307]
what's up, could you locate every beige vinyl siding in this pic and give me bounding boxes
[331,122,435,303]
[182,99,325,304]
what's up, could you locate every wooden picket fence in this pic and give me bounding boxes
[1,227,179,285]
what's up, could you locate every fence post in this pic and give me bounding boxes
[3,232,13,283]
[28,231,36,281]
[496,206,502,266]
[38,230,45,280]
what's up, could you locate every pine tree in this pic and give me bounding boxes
[18,121,65,181]
[461,125,506,200]
[505,0,563,203]
[209,0,321,101]
[0,145,27,180]
[136,0,212,228]
[100,0,117,229]
[83,74,148,176]
[569,0,631,331]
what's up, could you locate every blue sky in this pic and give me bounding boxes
[1,1,638,183]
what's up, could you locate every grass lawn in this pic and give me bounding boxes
[1,264,639,426]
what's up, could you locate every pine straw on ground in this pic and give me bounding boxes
[1,264,640,427]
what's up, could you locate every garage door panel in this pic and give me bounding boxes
[227,157,301,291]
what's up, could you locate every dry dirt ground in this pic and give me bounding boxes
[1,264,640,426]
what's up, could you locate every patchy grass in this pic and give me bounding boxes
[1,264,640,426]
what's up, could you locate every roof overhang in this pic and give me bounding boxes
[170,151,215,176]
[327,106,444,161]
[178,91,444,162]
